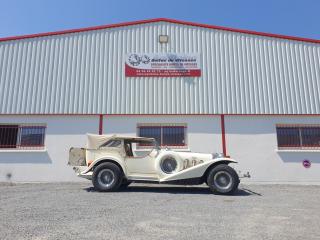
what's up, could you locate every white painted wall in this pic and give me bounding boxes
[0,115,222,182]
[226,116,320,183]
[1,115,319,183]
[0,115,99,182]
[103,116,222,154]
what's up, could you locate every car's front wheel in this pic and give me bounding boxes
[92,162,123,192]
[207,164,239,195]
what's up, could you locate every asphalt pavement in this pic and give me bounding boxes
[0,182,319,240]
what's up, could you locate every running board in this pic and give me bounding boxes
[128,177,203,185]
[127,176,159,182]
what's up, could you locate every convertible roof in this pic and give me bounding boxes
[86,134,154,149]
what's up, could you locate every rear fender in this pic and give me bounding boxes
[81,156,126,175]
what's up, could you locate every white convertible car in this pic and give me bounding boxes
[68,134,245,195]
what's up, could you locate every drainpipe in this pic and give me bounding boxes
[99,114,103,135]
[220,114,227,156]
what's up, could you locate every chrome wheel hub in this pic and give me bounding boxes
[214,171,233,190]
[97,169,115,188]
[161,157,177,174]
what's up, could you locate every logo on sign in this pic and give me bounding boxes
[302,159,311,168]
[128,54,151,66]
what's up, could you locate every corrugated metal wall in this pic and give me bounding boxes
[0,21,319,114]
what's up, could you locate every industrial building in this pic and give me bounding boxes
[0,18,319,182]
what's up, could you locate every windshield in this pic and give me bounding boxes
[124,139,159,157]
[151,139,160,150]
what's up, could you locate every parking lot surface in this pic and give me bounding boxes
[0,182,319,240]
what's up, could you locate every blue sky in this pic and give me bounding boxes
[0,0,319,39]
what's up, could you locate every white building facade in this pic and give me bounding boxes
[0,18,319,182]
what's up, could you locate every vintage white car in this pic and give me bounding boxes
[68,134,244,194]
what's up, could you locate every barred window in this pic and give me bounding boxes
[276,125,320,149]
[138,124,187,147]
[0,125,46,149]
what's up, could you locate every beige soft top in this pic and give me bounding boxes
[86,134,154,149]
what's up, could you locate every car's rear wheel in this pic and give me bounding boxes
[206,164,239,195]
[92,162,122,192]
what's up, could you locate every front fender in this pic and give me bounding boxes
[81,156,126,175]
[160,157,237,182]
[213,157,237,164]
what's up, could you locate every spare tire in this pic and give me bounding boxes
[161,156,178,173]
[158,153,182,175]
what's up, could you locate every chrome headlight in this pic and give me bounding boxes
[212,153,225,159]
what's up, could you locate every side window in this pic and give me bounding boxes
[0,124,46,150]
[138,124,187,147]
[162,126,185,146]
[276,125,320,149]
[301,127,320,147]
[138,126,161,146]
[101,140,122,148]
[276,127,300,148]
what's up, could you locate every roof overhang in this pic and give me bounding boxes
[1,18,320,44]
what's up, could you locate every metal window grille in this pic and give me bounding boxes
[0,125,46,149]
[276,125,320,149]
[138,124,187,147]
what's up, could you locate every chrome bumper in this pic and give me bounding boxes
[72,166,93,180]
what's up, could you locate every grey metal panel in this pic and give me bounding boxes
[0,21,320,114]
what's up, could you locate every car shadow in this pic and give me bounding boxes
[84,185,261,196]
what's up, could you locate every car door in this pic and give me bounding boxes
[124,142,158,180]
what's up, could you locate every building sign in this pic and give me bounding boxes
[302,159,311,168]
[125,53,201,77]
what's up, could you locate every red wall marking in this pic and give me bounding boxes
[220,114,227,156]
[99,114,103,135]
